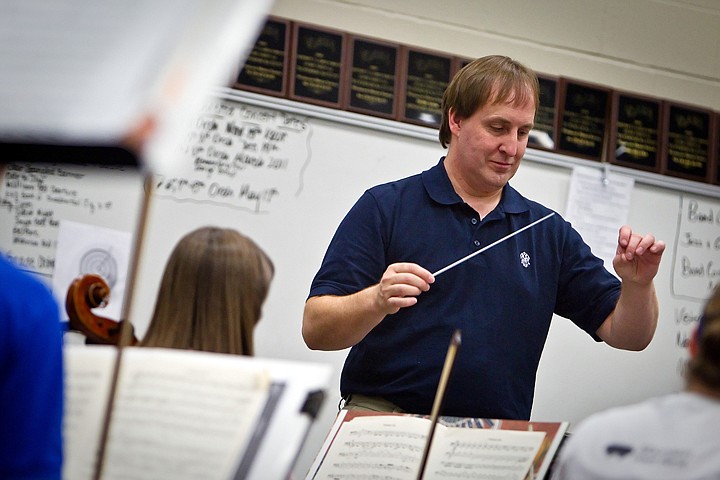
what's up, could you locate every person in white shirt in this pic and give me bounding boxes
[551,284,720,480]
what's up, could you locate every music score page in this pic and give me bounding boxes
[312,414,544,480]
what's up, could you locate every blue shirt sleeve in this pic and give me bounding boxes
[0,257,64,479]
[309,190,388,298]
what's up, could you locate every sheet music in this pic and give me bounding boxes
[101,347,271,480]
[62,345,118,480]
[423,427,545,479]
[63,345,332,480]
[245,358,333,480]
[312,415,544,480]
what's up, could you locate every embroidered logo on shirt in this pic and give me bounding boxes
[606,444,633,457]
[520,251,530,268]
[604,444,691,467]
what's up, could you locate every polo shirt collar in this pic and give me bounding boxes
[422,157,461,205]
[422,157,530,215]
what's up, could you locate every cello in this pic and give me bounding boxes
[65,273,138,345]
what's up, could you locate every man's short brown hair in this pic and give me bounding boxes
[439,55,539,148]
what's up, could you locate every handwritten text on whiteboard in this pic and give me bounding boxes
[154,99,311,214]
[672,195,720,300]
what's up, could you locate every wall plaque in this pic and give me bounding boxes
[714,112,720,186]
[234,17,290,97]
[556,79,611,161]
[345,36,400,119]
[607,91,662,173]
[661,102,715,183]
[452,56,473,77]
[529,74,559,151]
[289,23,346,108]
[399,47,452,128]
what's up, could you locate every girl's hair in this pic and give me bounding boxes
[141,226,274,356]
[439,55,539,148]
[687,284,720,389]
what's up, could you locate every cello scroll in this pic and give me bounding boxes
[65,273,138,345]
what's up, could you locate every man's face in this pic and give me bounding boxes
[448,97,535,193]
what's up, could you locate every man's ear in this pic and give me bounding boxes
[448,108,462,135]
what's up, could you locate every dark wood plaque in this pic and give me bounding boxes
[660,102,715,183]
[714,112,720,186]
[607,91,662,172]
[399,47,453,128]
[234,17,290,97]
[556,79,611,161]
[345,36,400,119]
[452,56,473,77]
[529,74,559,151]
[289,23,346,108]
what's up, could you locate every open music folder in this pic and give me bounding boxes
[0,0,273,172]
[306,409,570,480]
[63,345,332,480]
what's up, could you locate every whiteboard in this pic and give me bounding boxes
[1,88,719,477]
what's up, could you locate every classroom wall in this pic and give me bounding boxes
[4,92,717,479]
[269,0,720,110]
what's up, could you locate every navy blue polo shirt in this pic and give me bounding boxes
[308,158,621,420]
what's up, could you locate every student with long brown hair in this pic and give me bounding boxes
[141,226,274,356]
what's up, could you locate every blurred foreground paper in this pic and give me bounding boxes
[63,346,333,480]
[0,0,273,172]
